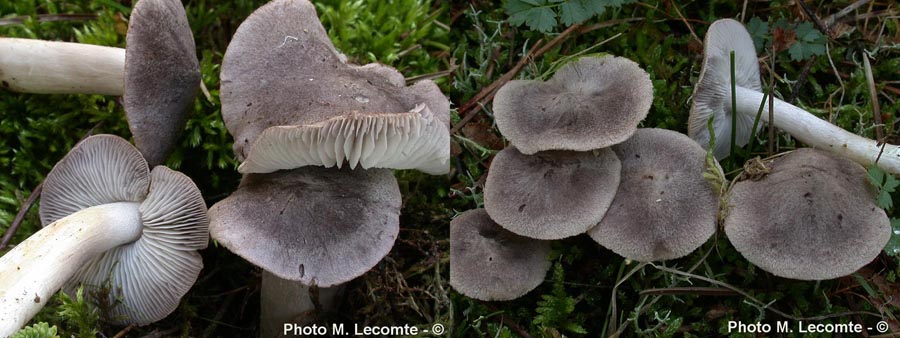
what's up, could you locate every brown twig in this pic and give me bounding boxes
[797,0,830,35]
[823,0,871,27]
[500,315,534,338]
[0,122,103,249]
[0,183,42,250]
[452,24,589,135]
[864,53,884,142]
[0,13,98,26]
[669,0,702,45]
[112,324,137,338]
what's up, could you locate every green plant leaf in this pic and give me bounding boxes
[788,22,826,61]
[885,218,900,256]
[559,0,591,26]
[11,323,59,338]
[869,166,886,187]
[747,17,769,51]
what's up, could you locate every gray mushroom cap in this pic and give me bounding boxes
[40,134,209,325]
[724,148,891,280]
[492,56,652,154]
[450,209,551,301]
[124,0,201,166]
[588,128,719,262]
[484,146,621,240]
[208,166,401,287]
[220,0,449,175]
[688,18,762,160]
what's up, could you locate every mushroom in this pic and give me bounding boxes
[219,0,449,175]
[0,0,200,166]
[210,0,449,331]
[724,148,890,280]
[588,128,719,262]
[483,146,621,240]
[688,18,900,174]
[0,134,208,334]
[450,209,551,301]
[492,55,653,155]
[208,167,400,288]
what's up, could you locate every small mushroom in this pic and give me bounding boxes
[219,0,449,175]
[0,0,200,166]
[208,166,400,287]
[492,55,653,154]
[688,18,900,174]
[724,148,890,280]
[0,135,208,334]
[483,147,621,240]
[588,129,719,262]
[450,209,551,301]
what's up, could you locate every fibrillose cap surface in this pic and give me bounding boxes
[220,0,449,175]
[588,128,719,262]
[492,55,652,154]
[208,166,401,287]
[450,209,551,301]
[124,0,201,166]
[40,135,208,325]
[688,18,762,160]
[724,148,890,280]
[484,146,621,240]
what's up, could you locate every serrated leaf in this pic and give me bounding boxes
[884,174,900,192]
[524,6,557,33]
[747,17,769,52]
[869,166,886,187]
[787,22,827,61]
[878,190,893,210]
[581,0,607,16]
[560,0,591,26]
[505,0,535,16]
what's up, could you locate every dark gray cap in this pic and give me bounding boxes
[588,128,719,262]
[208,166,401,287]
[484,146,621,240]
[493,56,652,154]
[124,0,201,166]
[725,148,890,280]
[450,209,551,301]
[220,0,449,175]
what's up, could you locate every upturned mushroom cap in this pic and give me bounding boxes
[40,134,209,325]
[492,56,652,154]
[688,18,762,160]
[450,209,551,301]
[124,0,201,167]
[484,146,621,240]
[220,0,449,175]
[724,148,890,280]
[208,166,401,287]
[588,128,719,262]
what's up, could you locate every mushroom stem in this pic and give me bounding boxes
[733,86,900,174]
[260,271,342,338]
[0,38,125,95]
[0,202,142,335]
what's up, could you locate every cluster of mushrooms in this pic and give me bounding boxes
[451,55,720,301]
[451,19,892,302]
[0,0,205,333]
